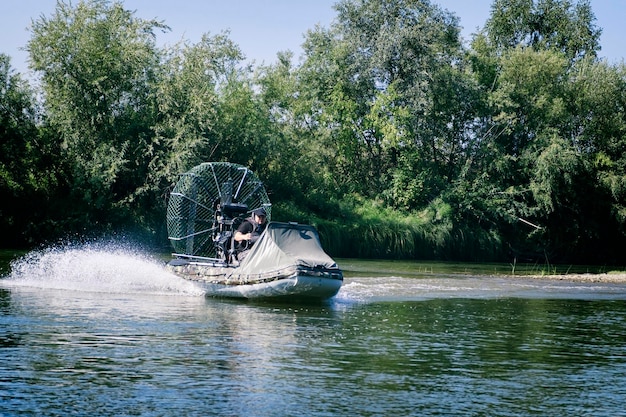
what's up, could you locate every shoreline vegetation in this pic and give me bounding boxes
[522,272,626,283]
[2,1,626,266]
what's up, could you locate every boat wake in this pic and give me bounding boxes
[336,275,626,302]
[1,244,205,297]
[5,246,624,302]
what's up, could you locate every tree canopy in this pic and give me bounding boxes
[1,0,625,265]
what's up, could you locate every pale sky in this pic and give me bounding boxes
[1,0,624,79]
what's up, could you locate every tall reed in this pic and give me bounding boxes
[273,198,506,261]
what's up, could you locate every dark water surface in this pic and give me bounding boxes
[1,247,625,416]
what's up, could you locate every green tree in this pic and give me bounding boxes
[562,59,626,261]
[27,0,167,230]
[147,31,283,212]
[0,54,38,198]
[484,0,601,62]
[0,54,65,246]
[147,32,247,189]
[298,0,473,206]
[467,0,626,262]
[254,51,346,215]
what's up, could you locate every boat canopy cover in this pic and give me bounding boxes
[235,222,338,275]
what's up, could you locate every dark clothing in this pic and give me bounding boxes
[236,216,267,254]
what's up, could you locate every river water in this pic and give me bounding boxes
[1,246,625,416]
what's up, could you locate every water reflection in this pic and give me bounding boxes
[2,286,626,416]
[2,249,626,416]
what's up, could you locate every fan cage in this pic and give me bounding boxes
[167,162,271,259]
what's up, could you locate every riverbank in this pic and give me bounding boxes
[522,272,626,283]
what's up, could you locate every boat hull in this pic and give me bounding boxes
[200,274,342,299]
[166,260,343,300]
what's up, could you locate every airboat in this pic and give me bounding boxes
[165,162,343,300]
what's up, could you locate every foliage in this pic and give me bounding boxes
[297,0,470,201]
[0,54,66,246]
[483,0,601,62]
[1,0,625,264]
[466,0,625,263]
[27,0,168,233]
[0,54,38,197]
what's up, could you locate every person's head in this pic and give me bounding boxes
[252,207,267,223]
